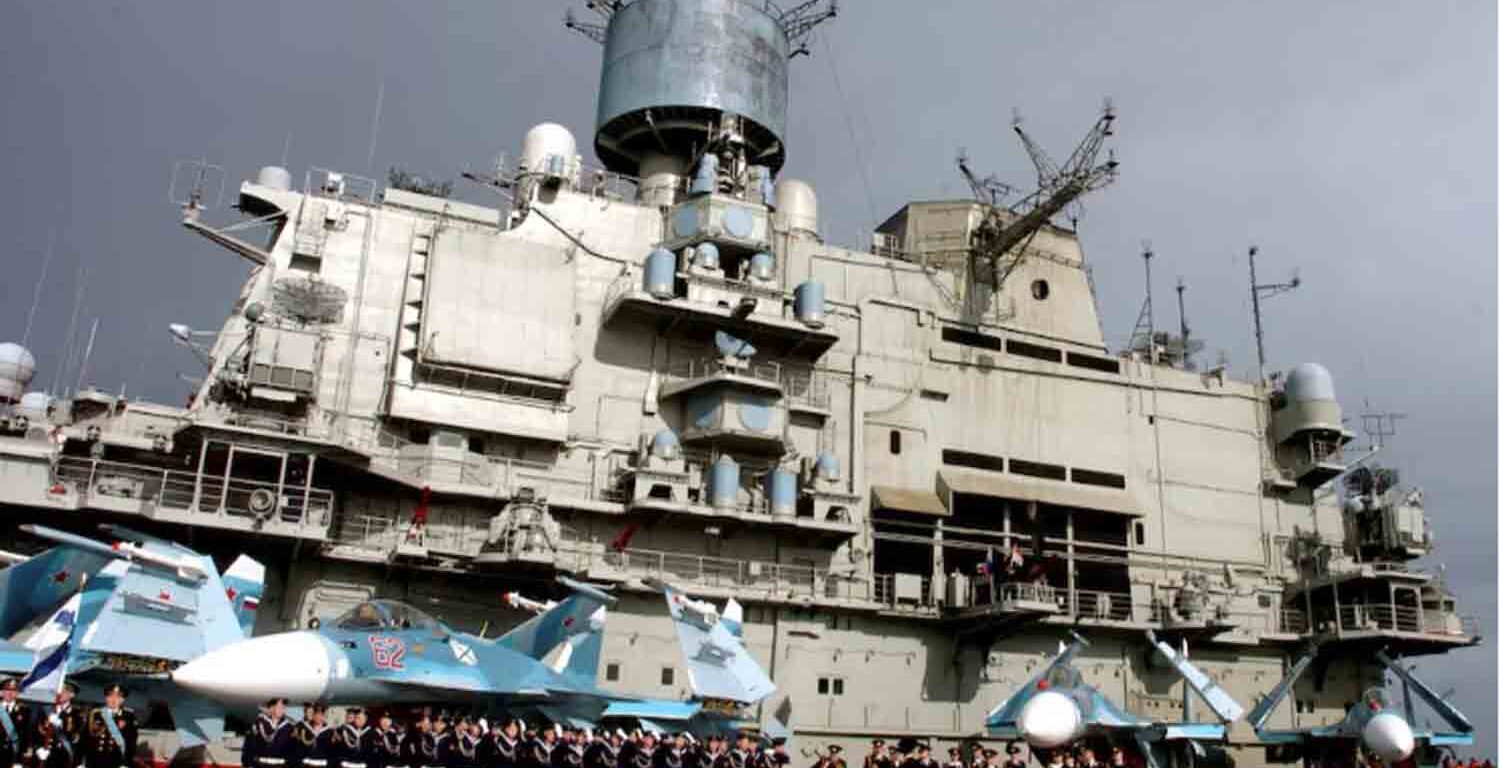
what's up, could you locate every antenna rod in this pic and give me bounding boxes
[1143,245,1155,364]
[74,318,98,394]
[54,264,87,400]
[1176,277,1190,369]
[21,229,55,348]
[366,80,385,174]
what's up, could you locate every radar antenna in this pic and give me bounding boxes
[271,275,350,326]
[961,103,1119,291]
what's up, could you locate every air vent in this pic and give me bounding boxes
[941,449,1005,473]
[1006,339,1063,363]
[941,326,1004,352]
[1067,352,1121,375]
[1009,459,1067,481]
[1071,467,1127,489]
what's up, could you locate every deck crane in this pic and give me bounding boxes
[959,104,1119,289]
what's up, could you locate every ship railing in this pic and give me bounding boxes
[1058,588,1135,623]
[1332,603,1475,637]
[1279,608,1310,634]
[661,357,830,410]
[52,454,334,530]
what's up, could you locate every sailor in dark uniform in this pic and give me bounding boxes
[489,719,521,768]
[244,698,296,768]
[945,747,966,768]
[552,728,584,768]
[294,704,336,768]
[725,733,754,768]
[399,712,430,768]
[519,724,552,768]
[446,716,478,768]
[653,733,686,768]
[335,707,371,768]
[583,730,620,768]
[82,684,137,768]
[371,712,403,768]
[1,677,32,768]
[813,745,846,768]
[33,681,85,768]
[419,713,448,768]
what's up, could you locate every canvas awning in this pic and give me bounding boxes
[938,470,1140,516]
[871,485,950,517]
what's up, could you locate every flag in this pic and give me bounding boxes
[21,592,82,694]
[609,521,642,553]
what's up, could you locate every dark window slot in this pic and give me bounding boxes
[1006,339,1063,363]
[941,449,1005,472]
[1009,458,1067,481]
[919,389,949,402]
[941,326,1004,352]
[1071,467,1127,489]
[1067,352,1121,374]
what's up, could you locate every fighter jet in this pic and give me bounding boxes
[0,523,265,747]
[172,577,775,734]
[985,631,1244,768]
[1247,645,1473,766]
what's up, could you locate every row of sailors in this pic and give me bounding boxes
[0,678,139,768]
[244,699,794,768]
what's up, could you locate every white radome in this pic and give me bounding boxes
[1362,712,1415,762]
[1018,689,1083,748]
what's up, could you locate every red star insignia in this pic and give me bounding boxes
[51,570,70,584]
[563,616,574,627]
[159,589,172,602]
[226,587,238,601]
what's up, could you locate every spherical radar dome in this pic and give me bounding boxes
[0,342,37,386]
[1284,362,1336,403]
[521,123,577,174]
[1362,713,1415,763]
[1017,689,1083,749]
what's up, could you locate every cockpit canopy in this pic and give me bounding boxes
[332,600,440,631]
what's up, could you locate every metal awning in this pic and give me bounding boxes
[871,485,950,517]
[938,470,1141,516]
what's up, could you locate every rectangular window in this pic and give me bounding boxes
[1071,467,1127,489]
[941,326,1004,352]
[1066,351,1121,374]
[816,677,845,696]
[817,677,829,695]
[1006,339,1063,363]
[832,678,845,695]
[660,667,675,686]
[1009,458,1067,481]
[1133,521,1146,547]
[942,449,1005,473]
[889,430,902,455]
[605,663,620,682]
[919,389,950,402]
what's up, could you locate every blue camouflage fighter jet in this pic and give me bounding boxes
[985,631,1244,768]
[172,577,775,734]
[0,523,265,748]
[1247,644,1473,767]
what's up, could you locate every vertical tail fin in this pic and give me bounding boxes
[221,555,266,637]
[657,582,774,705]
[498,577,616,661]
[553,605,607,686]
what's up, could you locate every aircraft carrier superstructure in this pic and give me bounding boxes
[0,1,1480,764]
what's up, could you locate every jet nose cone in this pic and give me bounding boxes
[1018,690,1083,748]
[1362,712,1415,762]
[174,632,337,704]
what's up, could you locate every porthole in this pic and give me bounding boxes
[1031,279,1050,300]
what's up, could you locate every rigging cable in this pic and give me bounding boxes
[822,34,880,246]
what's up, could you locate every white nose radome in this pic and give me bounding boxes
[1362,712,1416,762]
[1018,689,1083,748]
[174,632,336,704]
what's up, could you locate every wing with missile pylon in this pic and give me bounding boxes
[1147,630,1245,724]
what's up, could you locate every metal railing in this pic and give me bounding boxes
[1332,604,1479,638]
[52,455,334,530]
[1059,589,1135,622]
[662,356,830,409]
[1280,608,1310,634]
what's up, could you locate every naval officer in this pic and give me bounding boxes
[1,677,32,768]
[33,681,85,768]
[82,684,136,768]
[245,698,297,768]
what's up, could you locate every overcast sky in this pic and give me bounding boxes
[2,1,1494,754]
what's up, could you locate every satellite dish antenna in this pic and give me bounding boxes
[272,275,349,324]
